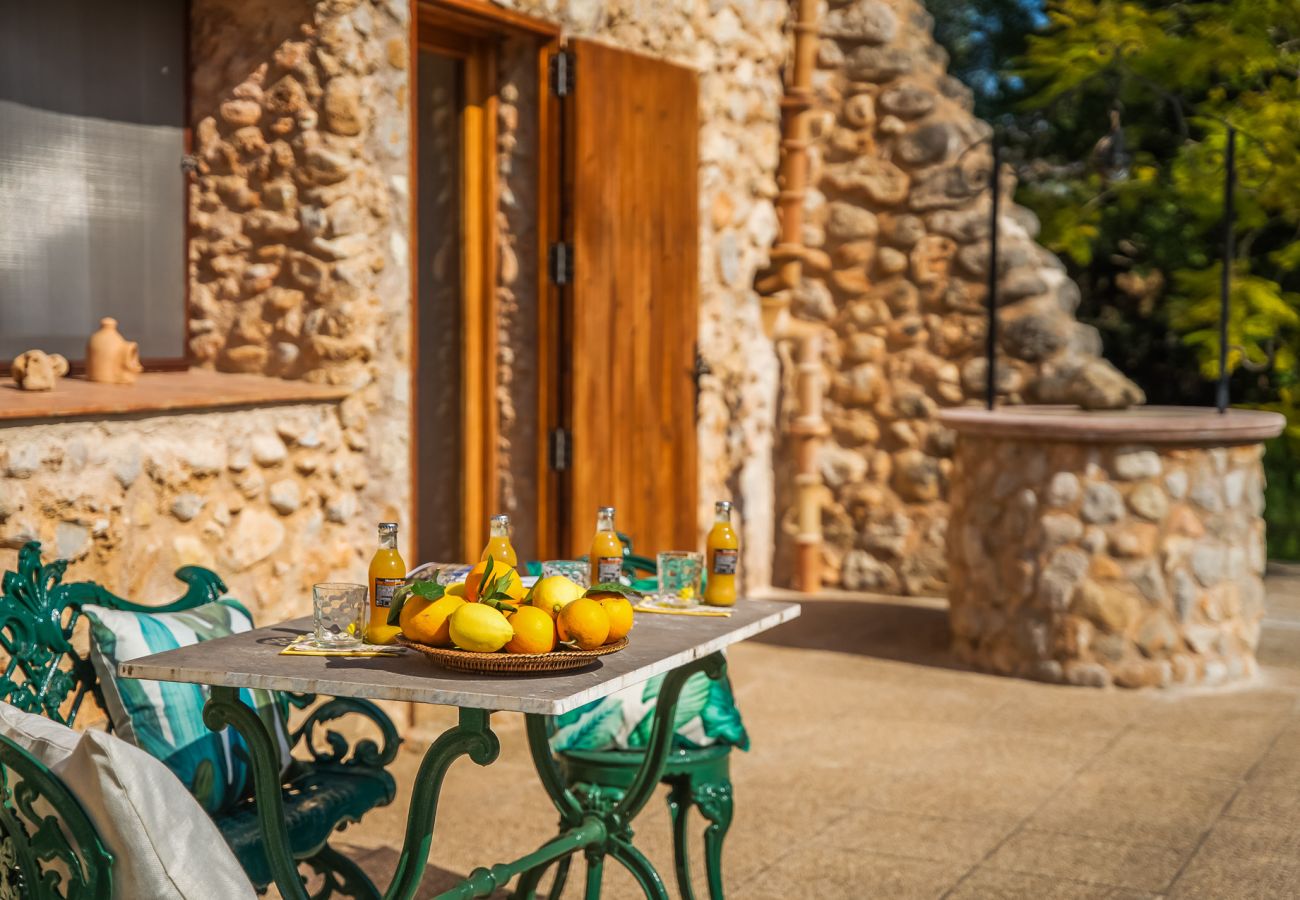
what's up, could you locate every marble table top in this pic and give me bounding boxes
[118,598,801,716]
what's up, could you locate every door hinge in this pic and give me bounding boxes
[548,242,573,286]
[549,427,572,471]
[549,50,574,97]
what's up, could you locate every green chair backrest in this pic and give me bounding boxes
[0,541,226,727]
[0,733,114,898]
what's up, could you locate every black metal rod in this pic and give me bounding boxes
[985,136,1001,411]
[1217,126,1236,414]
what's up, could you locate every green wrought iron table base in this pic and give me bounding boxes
[203,652,729,900]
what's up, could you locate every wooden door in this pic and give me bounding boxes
[561,39,699,558]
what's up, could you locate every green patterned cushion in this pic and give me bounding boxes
[550,670,749,754]
[82,598,292,813]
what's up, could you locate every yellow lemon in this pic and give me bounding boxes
[445,582,468,598]
[531,575,586,618]
[505,605,557,654]
[557,598,610,650]
[448,603,513,653]
[596,596,634,643]
[400,594,465,646]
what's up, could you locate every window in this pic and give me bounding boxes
[0,0,186,368]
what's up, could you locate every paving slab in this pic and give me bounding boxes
[981,829,1188,892]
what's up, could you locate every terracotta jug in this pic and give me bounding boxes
[86,318,143,385]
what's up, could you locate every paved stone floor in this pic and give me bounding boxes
[302,569,1300,898]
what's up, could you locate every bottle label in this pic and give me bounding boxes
[596,556,622,584]
[712,549,738,576]
[374,577,404,608]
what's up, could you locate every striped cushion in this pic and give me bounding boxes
[549,669,749,754]
[83,599,292,814]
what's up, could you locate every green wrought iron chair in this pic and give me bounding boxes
[517,541,735,900]
[0,541,400,897]
[0,733,114,898]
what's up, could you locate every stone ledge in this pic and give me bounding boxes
[0,370,351,423]
[939,405,1286,445]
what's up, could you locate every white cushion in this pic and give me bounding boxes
[0,702,256,900]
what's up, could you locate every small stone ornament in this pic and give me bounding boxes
[10,349,69,391]
[85,317,143,385]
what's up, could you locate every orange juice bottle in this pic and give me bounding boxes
[704,501,739,607]
[480,514,518,567]
[589,506,624,586]
[366,522,405,644]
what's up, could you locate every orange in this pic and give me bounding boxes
[400,594,465,646]
[597,596,634,643]
[557,598,610,650]
[505,606,557,654]
[465,560,527,602]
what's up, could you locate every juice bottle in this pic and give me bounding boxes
[366,522,405,644]
[589,506,624,586]
[704,501,739,607]
[480,514,518,567]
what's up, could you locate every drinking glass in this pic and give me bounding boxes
[656,551,703,608]
[541,559,590,588]
[312,583,368,648]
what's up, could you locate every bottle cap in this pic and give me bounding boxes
[490,514,509,525]
[597,506,615,516]
[378,522,398,535]
[715,500,733,513]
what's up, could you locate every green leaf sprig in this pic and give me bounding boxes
[475,556,519,614]
[386,578,446,627]
[584,583,643,601]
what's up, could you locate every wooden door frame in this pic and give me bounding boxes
[409,1,561,562]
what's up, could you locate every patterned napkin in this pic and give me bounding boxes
[279,635,407,657]
[633,598,733,617]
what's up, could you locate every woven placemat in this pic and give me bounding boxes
[395,636,628,674]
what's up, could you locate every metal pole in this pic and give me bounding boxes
[1217,126,1236,414]
[985,135,1001,410]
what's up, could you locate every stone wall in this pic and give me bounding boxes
[948,436,1267,688]
[494,38,542,558]
[0,0,1146,612]
[777,0,1141,594]
[1,0,413,615]
[1,0,788,601]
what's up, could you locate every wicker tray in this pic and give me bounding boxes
[396,636,629,674]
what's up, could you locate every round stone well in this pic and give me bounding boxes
[940,406,1285,688]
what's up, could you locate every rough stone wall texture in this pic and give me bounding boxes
[948,438,1267,688]
[495,38,541,559]
[0,0,413,620]
[782,0,1141,594]
[497,0,789,588]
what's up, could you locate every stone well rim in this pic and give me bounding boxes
[938,405,1285,445]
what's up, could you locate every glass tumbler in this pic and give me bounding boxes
[541,559,590,588]
[312,582,368,648]
[656,551,703,608]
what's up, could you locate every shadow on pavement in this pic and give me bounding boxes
[750,595,970,671]
[319,844,514,900]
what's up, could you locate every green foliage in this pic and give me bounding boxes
[926,0,1046,116]
[387,579,444,626]
[995,0,1300,556]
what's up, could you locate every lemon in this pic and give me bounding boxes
[448,603,513,653]
[531,576,586,618]
[557,598,611,650]
[505,606,557,654]
[400,594,465,646]
[445,582,468,598]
